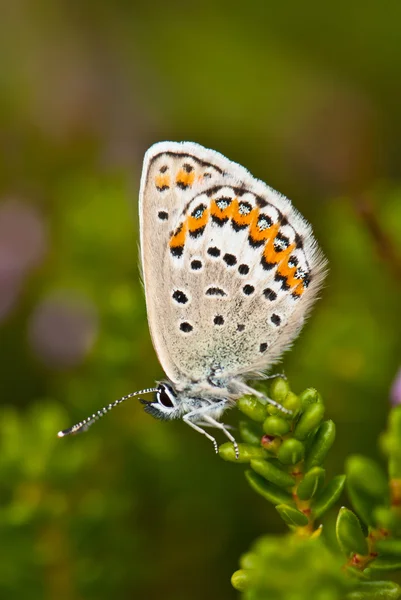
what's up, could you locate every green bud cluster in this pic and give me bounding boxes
[219,378,345,533]
[231,534,352,600]
[224,379,401,600]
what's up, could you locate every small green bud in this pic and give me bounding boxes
[347,581,401,599]
[219,442,267,463]
[336,507,369,557]
[281,391,301,416]
[239,420,262,446]
[231,569,252,591]
[277,438,305,465]
[238,396,266,422]
[312,474,346,519]
[276,503,309,527]
[299,387,321,408]
[239,551,258,570]
[261,434,282,454]
[263,416,290,437]
[245,470,293,505]
[305,420,336,470]
[297,467,325,500]
[294,402,325,441]
[251,459,295,489]
[269,377,290,403]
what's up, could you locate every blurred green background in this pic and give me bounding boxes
[1,2,401,599]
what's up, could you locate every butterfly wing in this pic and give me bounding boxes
[139,142,327,388]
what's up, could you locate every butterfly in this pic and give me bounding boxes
[58,142,327,456]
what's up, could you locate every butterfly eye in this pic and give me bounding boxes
[157,384,175,408]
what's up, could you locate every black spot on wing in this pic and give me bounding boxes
[172,290,188,304]
[223,253,237,266]
[170,246,184,258]
[206,287,226,297]
[243,285,255,296]
[207,246,220,257]
[238,264,249,275]
[191,260,202,270]
[270,314,281,326]
[263,288,277,301]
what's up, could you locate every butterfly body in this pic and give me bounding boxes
[59,142,327,454]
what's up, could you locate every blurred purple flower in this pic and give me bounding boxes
[28,291,98,369]
[0,199,47,320]
[390,368,401,406]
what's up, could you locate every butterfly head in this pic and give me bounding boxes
[140,382,182,421]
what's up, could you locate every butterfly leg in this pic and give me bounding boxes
[202,415,239,459]
[183,413,219,454]
[236,383,292,415]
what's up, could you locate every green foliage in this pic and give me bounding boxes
[221,378,345,532]
[232,535,350,600]
[225,380,401,600]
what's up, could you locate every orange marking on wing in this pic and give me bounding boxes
[249,211,279,244]
[187,208,210,233]
[176,170,195,188]
[292,282,305,296]
[275,244,306,295]
[169,222,187,249]
[261,224,281,264]
[231,199,256,228]
[155,174,170,189]
[210,198,235,221]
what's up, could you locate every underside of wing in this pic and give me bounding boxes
[139,142,327,387]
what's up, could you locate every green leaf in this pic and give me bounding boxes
[250,459,295,489]
[219,442,267,463]
[237,396,267,423]
[373,506,401,532]
[277,438,305,465]
[346,456,389,526]
[305,420,336,470]
[263,416,290,437]
[245,470,293,505]
[312,474,346,519]
[367,558,401,572]
[294,402,325,441]
[389,407,401,441]
[347,581,401,600]
[239,420,262,446]
[347,455,389,499]
[376,539,401,557]
[386,408,401,478]
[336,507,369,556]
[297,467,325,500]
[276,503,309,527]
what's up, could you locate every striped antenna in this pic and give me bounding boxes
[57,387,158,437]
